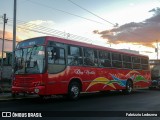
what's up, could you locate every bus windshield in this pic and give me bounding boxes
[15,46,45,74]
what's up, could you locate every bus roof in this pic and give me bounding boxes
[45,36,148,58]
[19,36,148,58]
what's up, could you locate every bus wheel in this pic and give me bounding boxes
[122,80,133,94]
[68,82,80,100]
[149,86,153,90]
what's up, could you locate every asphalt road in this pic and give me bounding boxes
[1,89,160,120]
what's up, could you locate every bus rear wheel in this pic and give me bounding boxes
[68,82,80,100]
[122,80,133,94]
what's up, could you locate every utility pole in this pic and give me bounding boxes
[12,0,17,81]
[0,14,8,91]
[156,40,158,60]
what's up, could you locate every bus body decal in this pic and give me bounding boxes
[85,70,150,91]
[134,75,150,83]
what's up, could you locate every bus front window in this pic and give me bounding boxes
[15,46,45,74]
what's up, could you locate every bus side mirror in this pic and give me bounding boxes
[51,47,60,60]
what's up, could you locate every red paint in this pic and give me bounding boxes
[12,36,151,96]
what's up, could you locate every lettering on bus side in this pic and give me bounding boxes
[74,69,95,75]
[74,69,84,75]
[84,70,95,75]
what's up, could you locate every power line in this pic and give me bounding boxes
[26,0,106,25]
[1,22,92,43]
[1,17,63,34]
[0,16,154,48]
[0,17,94,44]
[67,0,118,27]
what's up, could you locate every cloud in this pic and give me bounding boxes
[94,7,160,48]
[0,30,21,55]
[0,20,55,54]
[20,20,55,29]
[0,30,21,41]
[17,20,56,39]
[0,39,13,52]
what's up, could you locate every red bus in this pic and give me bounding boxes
[12,36,151,100]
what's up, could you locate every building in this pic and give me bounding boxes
[0,52,12,80]
[149,59,160,80]
[0,38,18,80]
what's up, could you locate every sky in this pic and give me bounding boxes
[0,0,160,59]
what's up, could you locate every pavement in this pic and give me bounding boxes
[0,92,13,101]
[0,80,37,101]
[0,92,38,101]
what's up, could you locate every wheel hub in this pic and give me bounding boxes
[71,86,79,97]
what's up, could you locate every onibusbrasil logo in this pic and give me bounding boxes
[1,112,42,118]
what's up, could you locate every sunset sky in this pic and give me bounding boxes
[0,0,160,59]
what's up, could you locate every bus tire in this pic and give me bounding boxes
[122,80,133,94]
[68,81,80,100]
[149,86,153,90]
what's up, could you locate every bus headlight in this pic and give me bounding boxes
[34,88,39,93]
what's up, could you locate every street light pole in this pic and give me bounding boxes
[12,0,17,82]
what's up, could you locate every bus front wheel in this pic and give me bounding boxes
[122,80,133,94]
[68,82,80,100]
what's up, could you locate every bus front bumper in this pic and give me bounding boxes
[12,86,45,95]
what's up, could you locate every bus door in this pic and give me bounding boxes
[47,46,66,94]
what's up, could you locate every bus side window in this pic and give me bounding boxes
[47,46,66,73]
[48,47,65,64]
[123,55,132,69]
[112,53,122,68]
[132,57,141,69]
[67,46,83,66]
[141,58,149,70]
[83,48,97,66]
[57,48,65,64]
[47,47,54,64]
[99,51,111,67]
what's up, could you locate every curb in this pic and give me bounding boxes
[0,93,38,101]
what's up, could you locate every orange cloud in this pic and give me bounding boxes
[0,30,21,54]
[0,30,21,42]
[94,7,160,48]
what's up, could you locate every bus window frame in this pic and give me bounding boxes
[122,54,132,69]
[47,45,66,74]
[67,45,83,66]
[132,56,141,70]
[111,53,123,68]
[83,47,98,67]
[47,39,150,71]
[99,50,111,68]
[141,57,149,70]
